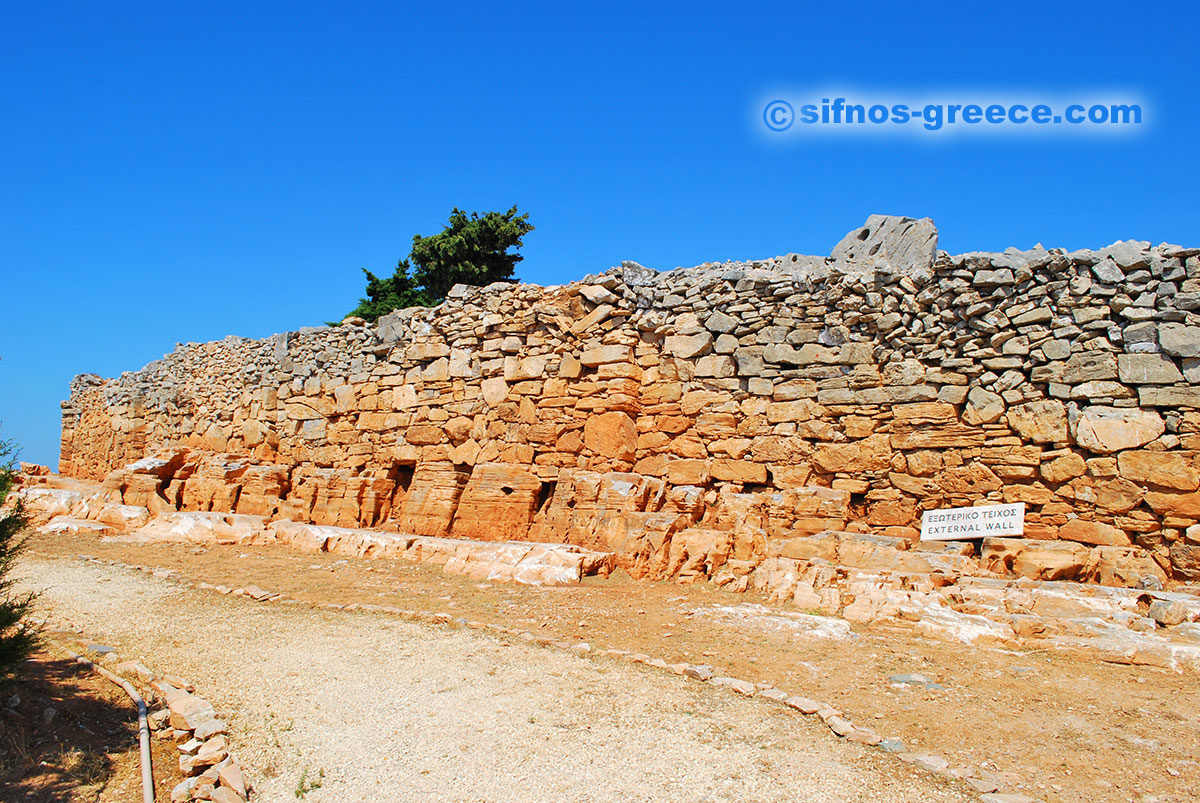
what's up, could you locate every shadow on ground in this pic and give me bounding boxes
[0,651,135,803]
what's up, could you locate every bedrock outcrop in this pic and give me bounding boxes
[56,215,1200,587]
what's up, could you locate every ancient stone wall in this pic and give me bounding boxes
[59,216,1200,586]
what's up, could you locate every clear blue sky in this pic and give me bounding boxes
[2,1,1197,467]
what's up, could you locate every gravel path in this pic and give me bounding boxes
[19,558,969,803]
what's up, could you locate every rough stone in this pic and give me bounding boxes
[830,214,938,275]
[1006,401,1067,444]
[1159,323,1200,358]
[1071,407,1165,454]
[1117,353,1184,384]
[1117,451,1200,491]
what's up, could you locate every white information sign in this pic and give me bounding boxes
[920,502,1025,541]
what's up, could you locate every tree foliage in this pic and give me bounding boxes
[345,260,432,323]
[0,435,38,681]
[409,206,534,302]
[341,206,534,323]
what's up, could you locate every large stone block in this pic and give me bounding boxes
[1062,352,1119,384]
[665,528,733,582]
[888,423,987,449]
[1117,450,1200,491]
[1057,519,1131,546]
[981,537,1089,581]
[710,459,768,484]
[1117,353,1184,384]
[1071,406,1165,453]
[1138,386,1200,408]
[583,411,637,461]
[1159,323,1200,358]
[450,463,545,542]
[813,433,892,474]
[390,462,471,537]
[830,214,938,275]
[664,332,713,359]
[1083,546,1167,587]
[580,345,634,366]
[1007,400,1067,444]
[963,387,1004,425]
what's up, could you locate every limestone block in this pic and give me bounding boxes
[888,422,986,450]
[768,531,839,562]
[572,303,615,333]
[1144,490,1200,518]
[664,332,713,359]
[1083,546,1167,587]
[583,411,637,461]
[830,214,938,275]
[665,528,733,581]
[93,504,151,531]
[1094,478,1145,514]
[406,342,451,361]
[694,355,736,378]
[705,311,739,334]
[1071,406,1164,453]
[1118,353,1184,384]
[405,425,445,446]
[981,537,1089,581]
[1138,386,1200,408]
[710,459,768,484]
[579,284,619,305]
[481,377,509,406]
[450,463,544,543]
[1159,323,1200,358]
[1040,453,1086,484]
[1062,352,1119,384]
[390,462,472,537]
[1169,542,1200,580]
[1117,450,1200,491]
[813,434,892,474]
[1006,400,1067,444]
[1057,519,1131,546]
[504,355,548,381]
[580,345,633,366]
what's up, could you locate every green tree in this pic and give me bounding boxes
[409,205,534,302]
[344,259,432,323]
[0,434,38,681]
[340,206,534,323]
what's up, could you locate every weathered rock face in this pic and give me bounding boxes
[57,216,1200,586]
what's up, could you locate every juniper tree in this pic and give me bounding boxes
[409,206,534,301]
[344,259,432,323]
[342,206,534,323]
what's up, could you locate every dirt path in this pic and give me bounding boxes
[17,556,971,803]
[24,533,1200,803]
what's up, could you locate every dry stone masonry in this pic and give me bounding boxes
[53,216,1200,604]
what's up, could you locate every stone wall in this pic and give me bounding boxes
[59,215,1200,586]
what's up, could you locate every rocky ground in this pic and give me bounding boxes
[14,531,1200,803]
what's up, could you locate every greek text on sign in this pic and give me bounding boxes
[920,502,1025,541]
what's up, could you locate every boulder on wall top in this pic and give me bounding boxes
[830,214,939,276]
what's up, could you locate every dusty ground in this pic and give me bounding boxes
[15,557,970,803]
[0,646,184,803]
[18,530,1200,803]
